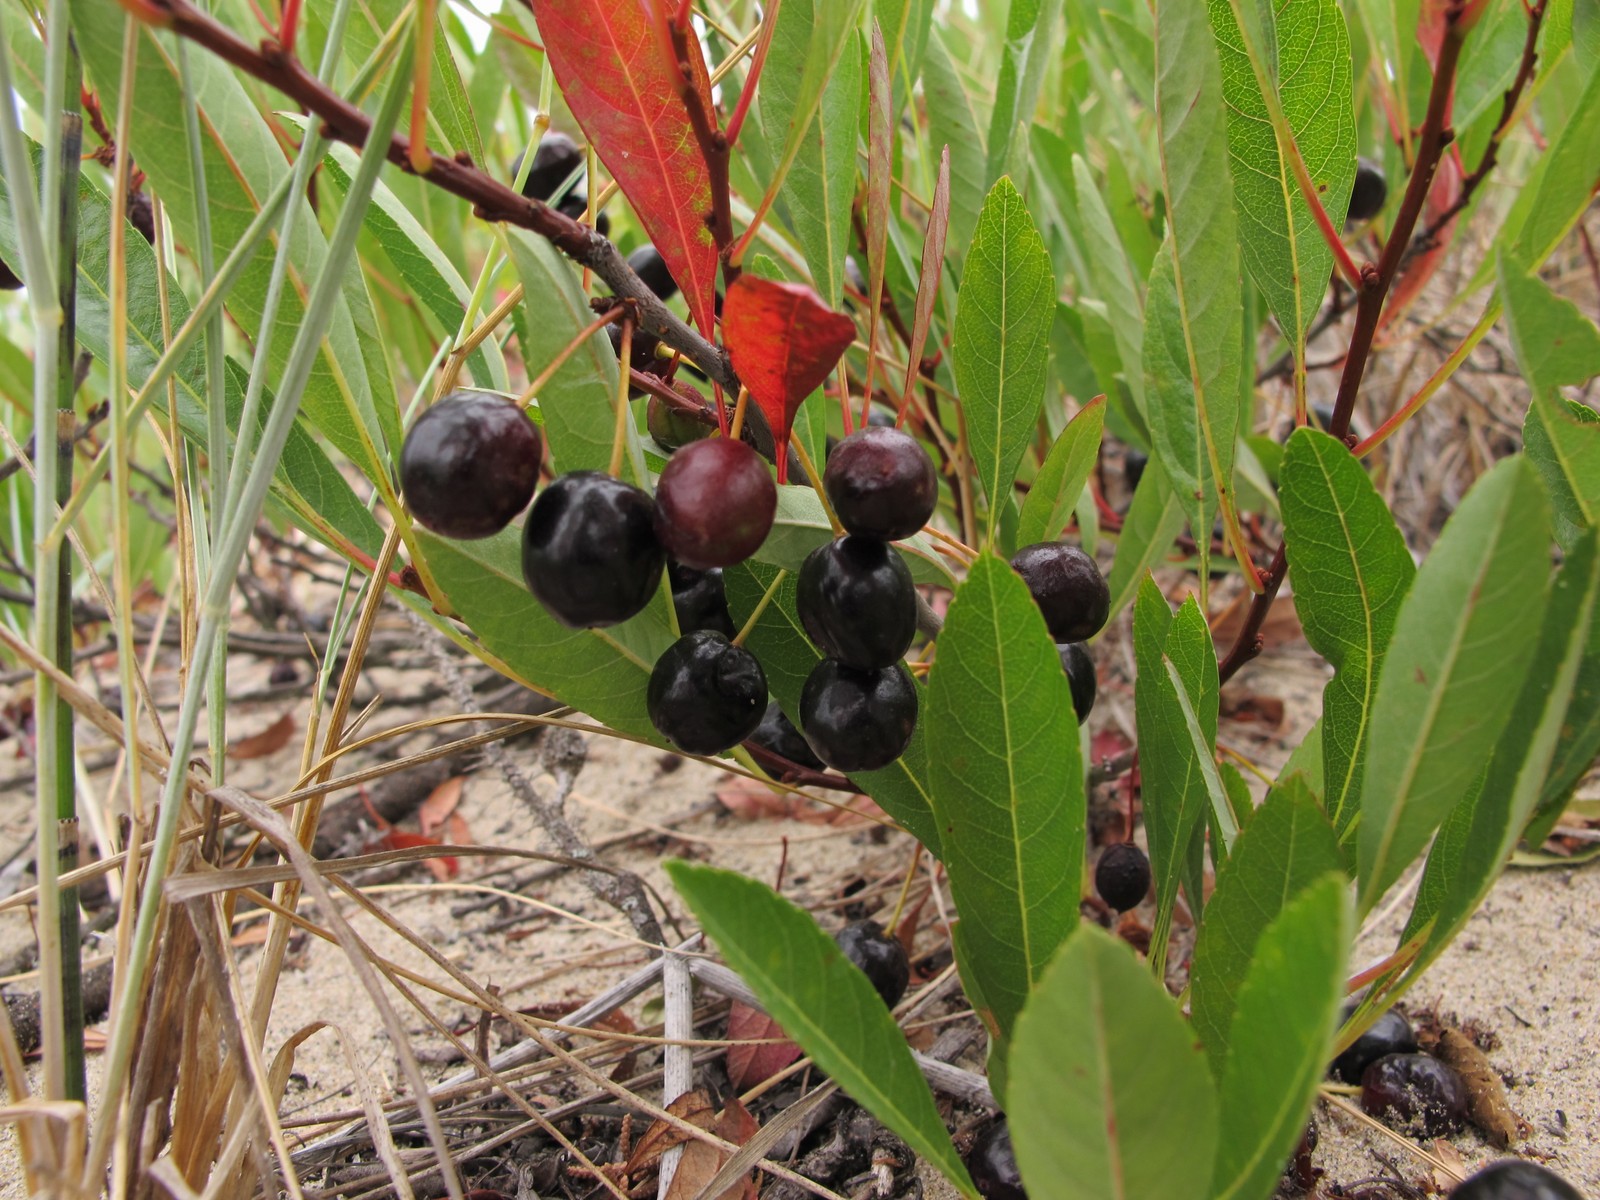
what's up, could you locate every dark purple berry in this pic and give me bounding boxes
[0,256,21,290]
[400,393,542,539]
[128,191,155,245]
[1451,1161,1585,1200]
[1286,1118,1318,1192]
[628,245,678,301]
[836,919,910,1007]
[521,471,665,628]
[1010,542,1110,642]
[609,322,664,381]
[557,190,610,237]
[512,133,583,202]
[799,660,918,772]
[1360,1053,1470,1136]
[749,701,823,770]
[668,563,735,637]
[654,438,777,569]
[797,537,917,670]
[824,426,938,541]
[1124,448,1148,492]
[965,1119,1025,1200]
[647,630,767,755]
[1331,1007,1418,1084]
[648,396,713,451]
[1058,643,1096,723]
[1347,156,1388,224]
[1094,843,1150,912]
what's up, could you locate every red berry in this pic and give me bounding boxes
[653,438,777,569]
[400,393,542,539]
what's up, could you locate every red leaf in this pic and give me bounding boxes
[419,776,464,837]
[723,276,856,481]
[724,1002,801,1090]
[227,712,295,760]
[529,0,719,334]
[369,831,459,880]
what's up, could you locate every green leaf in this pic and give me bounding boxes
[1190,777,1343,1074]
[1280,429,1416,842]
[1207,0,1356,346]
[1107,462,1186,620]
[1135,580,1221,968]
[1391,532,1600,1001]
[1528,564,1600,842]
[1071,155,1147,421]
[758,0,868,213]
[953,178,1056,543]
[1008,926,1218,1200]
[1523,394,1600,552]
[666,862,978,1200]
[985,0,1064,181]
[1506,61,1600,271]
[1210,875,1350,1200]
[723,560,941,853]
[1357,457,1553,913]
[1145,0,1245,576]
[926,554,1084,1044]
[782,28,862,308]
[922,30,988,266]
[1017,397,1106,547]
[415,528,673,742]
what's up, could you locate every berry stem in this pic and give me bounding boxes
[518,304,625,406]
[731,567,786,648]
[789,437,842,535]
[609,318,635,479]
[727,385,750,442]
[884,842,922,938]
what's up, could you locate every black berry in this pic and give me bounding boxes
[797,537,917,670]
[965,1119,1025,1200]
[1360,1053,1470,1136]
[749,700,823,770]
[835,919,910,1008]
[521,471,665,628]
[1010,542,1110,642]
[628,244,678,301]
[669,563,735,637]
[1330,1006,1418,1084]
[0,256,21,290]
[1123,448,1148,493]
[824,427,938,541]
[557,191,610,237]
[400,393,542,539]
[1058,643,1096,723]
[1095,843,1150,912]
[799,660,918,772]
[609,322,663,379]
[128,191,155,245]
[648,396,713,451]
[1348,156,1388,224]
[647,630,766,755]
[512,132,583,202]
[654,438,776,569]
[1451,1161,1585,1200]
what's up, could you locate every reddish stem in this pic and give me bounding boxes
[724,0,780,149]
[279,0,301,54]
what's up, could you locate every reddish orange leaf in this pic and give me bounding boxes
[723,276,856,481]
[227,712,295,760]
[369,831,459,880]
[529,0,719,334]
[419,776,465,837]
[724,1001,801,1089]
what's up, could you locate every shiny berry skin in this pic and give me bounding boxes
[647,631,767,755]
[836,919,910,1007]
[669,563,735,637]
[824,427,938,541]
[1451,1161,1585,1200]
[1347,156,1388,223]
[1330,1007,1418,1084]
[1010,542,1110,642]
[521,471,665,628]
[556,191,610,237]
[749,701,823,770]
[512,133,583,202]
[628,245,678,301]
[400,393,542,539]
[799,660,918,772]
[797,537,917,670]
[965,1120,1025,1200]
[654,438,777,569]
[1360,1053,1470,1136]
[1095,843,1150,912]
[1058,643,1097,723]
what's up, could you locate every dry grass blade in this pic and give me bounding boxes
[204,784,467,1200]
[1319,1093,1467,1185]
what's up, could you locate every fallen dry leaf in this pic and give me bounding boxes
[227,712,295,760]
[1435,1027,1523,1147]
[663,1096,761,1200]
[725,1002,801,1090]
[626,1090,715,1176]
[419,776,465,837]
